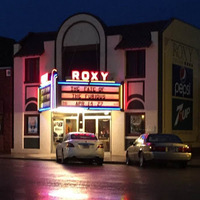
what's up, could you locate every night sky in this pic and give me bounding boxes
[0,0,200,41]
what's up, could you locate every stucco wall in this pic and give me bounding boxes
[13,41,55,154]
[111,111,125,155]
[107,35,125,82]
[40,111,52,153]
[13,57,24,152]
[145,32,159,133]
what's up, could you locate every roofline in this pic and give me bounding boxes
[57,12,107,35]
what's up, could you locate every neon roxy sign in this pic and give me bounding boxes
[72,70,109,81]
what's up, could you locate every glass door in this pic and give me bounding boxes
[84,117,110,152]
[51,113,78,153]
[98,119,110,152]
[85,119,96,133]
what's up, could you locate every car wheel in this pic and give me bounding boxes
[96,158,103,166]
[56,150,60,163]
[126,152,132,165]
[139,152,145,167]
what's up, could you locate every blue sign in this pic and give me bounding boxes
[172,64,193,99]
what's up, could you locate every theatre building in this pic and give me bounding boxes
[12,13,200,156]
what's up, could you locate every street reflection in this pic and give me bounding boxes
[48,188,88,199]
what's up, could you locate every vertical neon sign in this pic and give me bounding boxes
[51,69,58,109]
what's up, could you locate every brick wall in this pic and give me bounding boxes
[0,68,13,153]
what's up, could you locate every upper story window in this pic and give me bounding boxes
[62,45,100,80]
[25,58,40,83]
[126,50,145,78]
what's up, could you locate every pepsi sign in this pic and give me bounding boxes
[172,98,193,130]
[172,64,193,99]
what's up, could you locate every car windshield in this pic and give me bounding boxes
[71,133,97,140]
[147,134,183,143]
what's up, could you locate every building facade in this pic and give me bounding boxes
[0,36,15,153]
[12,13,200,156]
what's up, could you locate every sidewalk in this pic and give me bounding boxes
[0,153,126,164]
[0,153,200,167]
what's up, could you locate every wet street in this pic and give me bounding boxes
[0,159,200,200]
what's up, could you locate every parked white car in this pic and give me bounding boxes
[56,132,104,165]
[126,133,192,168]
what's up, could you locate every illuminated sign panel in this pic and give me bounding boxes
[38,84,51,111]
[38,69,58,112]
[38,70,123,111]
[58,81,122,110]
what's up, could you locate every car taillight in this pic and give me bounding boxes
[150,144,166,152]
[178,146,191,153]
[97,144,104,149]
[66,142,74,148]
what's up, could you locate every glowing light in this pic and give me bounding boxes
[50,69,58,109]
[91,71,98,81]
[59,81,89,85]
[89,82,121,86]
[89,107,121,110]
[142,115,145,119]
[39,83,51,89]
[124,82,127,110]
[120,84,123,109]
[52,106,85,113]
[39,107,51,112]
[49,188,88,199]
[41,72,48,85]
[61,100,119,107]
[59,80,121,110]
[38,84,51,112]
[61,85,119,93]
[101,71,109,81]
[71,70,109,81]
[104,111,110,115]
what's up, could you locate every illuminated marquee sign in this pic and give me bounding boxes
[38,70,58,112]
[58,81,122,110]
[38,84,51,111]
[38,70,123,111]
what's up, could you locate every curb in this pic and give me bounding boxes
[0,155,126,165]
[0,155,199,167]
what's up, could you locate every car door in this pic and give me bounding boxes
[132,136,144,162]
[57,134,68,156]
[127,137,140,162]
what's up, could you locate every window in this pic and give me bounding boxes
[147,134,183,143]
[62,45,100,79]
[126,50,145,78]
[25,58,39,83]
[125,113,145,150]
[24,115,40,135]
[125,113,145,136]
[71,133,97,140]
